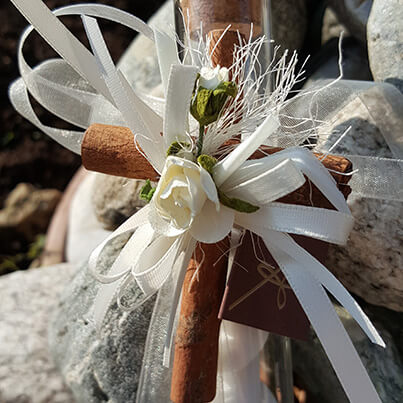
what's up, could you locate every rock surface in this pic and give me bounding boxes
[66,172,111,264]
[0,263,76,403]
[119,1,172,94]
[328,0,372,43]
[291,305,403,403]
[314,85,403,312]
[0,183,61,246]
[367,0,403,93]
[49,235,155,403]
[92,174,148,230]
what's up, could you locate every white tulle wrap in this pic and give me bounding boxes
[8,1,403,402]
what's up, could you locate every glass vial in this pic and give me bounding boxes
[262,334,295,403]
[174,0,272,74]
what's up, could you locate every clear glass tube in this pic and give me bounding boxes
[263,334,295,403]
[173,2,294,402]
[174,0,272,74]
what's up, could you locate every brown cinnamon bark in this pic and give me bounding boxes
[208,30,241,70]
[171,29,243,403]
[81,123,159,181]
[81,124,352,204]
[170,238,230,403]
[179,0,263,38]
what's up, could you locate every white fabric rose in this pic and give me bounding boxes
[150,156,235,243]
[199,66,229,90]
[153,156,219,229]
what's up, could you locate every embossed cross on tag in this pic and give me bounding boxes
[219,231,330,340]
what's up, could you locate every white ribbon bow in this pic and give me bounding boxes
[9,1,403,402]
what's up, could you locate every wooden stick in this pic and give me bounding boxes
[81,125,352,204]
[170,239,230,403]
[171,29,245,403]
[81,123,159,181]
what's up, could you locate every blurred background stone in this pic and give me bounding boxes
[271,0,307,52]
[314,86,403,313]
[321,7,349,44]
[290,305,403,403]
[304,36,372,87]
[49,235,155,403]
[367,0,403,93]
[0,183,61,242]
[92,175,147,230]
[0,263,76,403]
[0,183,62,274]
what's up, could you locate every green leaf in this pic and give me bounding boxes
[166,141,191,157]
[218,189,259,213]
[213,81,238,98]
[190,81,238,126]
[139,179,156,203]
[197,154,217,174]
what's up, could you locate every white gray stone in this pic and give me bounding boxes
[328,0,372,43]
[314,86,403,312]
[119,1,173,94]
[91,174,148,230]
[367,0,403,93]
[291,306,403,403]
[49,235,155,403]
[0,264,77,403]
[66,173,111,264]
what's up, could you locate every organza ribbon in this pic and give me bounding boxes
[8,1,403,402]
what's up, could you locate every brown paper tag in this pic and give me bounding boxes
[219,231,329,341]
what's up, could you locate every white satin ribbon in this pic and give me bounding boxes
[154,29,181,96]
[220,157,306,205]
[214,114,280,186]
[163,64,199,148]
[262,233,383,403]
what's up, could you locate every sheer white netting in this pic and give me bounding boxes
[266,80,403,201]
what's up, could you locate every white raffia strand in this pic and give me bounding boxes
[203,39,308,157]
[8,2,403,403]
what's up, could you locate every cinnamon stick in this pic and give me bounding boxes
[170,238,229,403]
[180,0,263,38]
[81,123,159,181]
[81,124,352,203]
[208,29,240,70]
[171,29,244,403]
